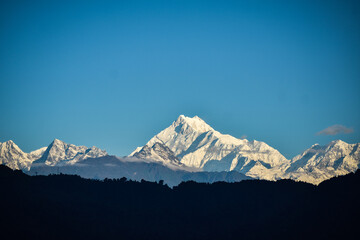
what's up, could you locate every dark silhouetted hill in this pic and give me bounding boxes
[0,164,359,240]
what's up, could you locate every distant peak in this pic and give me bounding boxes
[175,115,206,123]
[49,139,66,147]
[329,139,347,146]
[3,140,17,147]
[175,115,186,122]
[174,115,213,132]
[1,140,21,151]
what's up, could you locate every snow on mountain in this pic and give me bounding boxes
[130,115,360,184]
[285,140,360,184]
[0,140,33,170]
[131,115,290,180]
[34,139,108,166]
[130,146,143,156]
[2,116,359,185]
[28,147,47,162]
[0,139,107,170]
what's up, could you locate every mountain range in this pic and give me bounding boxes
[1,115,359,185]
[0,139,107,170]
[130,115,360,184]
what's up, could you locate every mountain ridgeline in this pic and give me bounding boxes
[0,164,359,240]
[130,115,360,184]
[1,115,359,185]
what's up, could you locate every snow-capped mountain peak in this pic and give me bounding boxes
[0,140,33,170]
[173,115,214,133]
[129,115,359,184]
[1,139,109,170]
[2,140,19,151]
[286,140,360,184]
[326,139,347,149]
[131,115,289,180]
[35,139,108,166]
[1,117,359,186]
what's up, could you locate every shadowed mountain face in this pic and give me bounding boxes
[133,142,181,164]
[1,165,359,240]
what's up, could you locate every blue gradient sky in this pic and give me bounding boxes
[1,0,359,158]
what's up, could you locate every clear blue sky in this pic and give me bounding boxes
[1,0,359,158]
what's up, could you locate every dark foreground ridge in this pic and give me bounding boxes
[0,165,359,240]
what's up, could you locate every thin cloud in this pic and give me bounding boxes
[317,125,354,136]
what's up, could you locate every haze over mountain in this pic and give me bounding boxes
[1,115,359,185]
[28,155,251,187]
[0,137,250,186]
